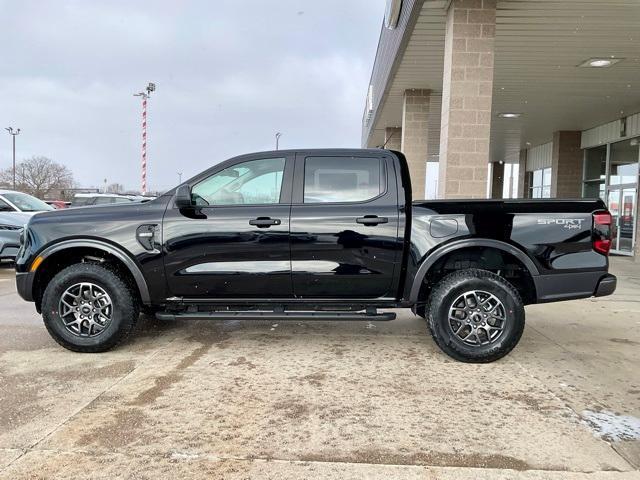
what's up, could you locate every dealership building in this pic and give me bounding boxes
[362,0,640,257]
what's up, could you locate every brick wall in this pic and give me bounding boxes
[384,127,402,151]
[551,131,583,198]
[517,149,527,198]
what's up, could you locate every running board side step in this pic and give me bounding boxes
[155,311,396,322]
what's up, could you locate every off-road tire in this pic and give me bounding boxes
[41,263,139,352]
[426,269,525,363]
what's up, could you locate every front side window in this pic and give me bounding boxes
[303,156,384,203]
[192,157,285,206]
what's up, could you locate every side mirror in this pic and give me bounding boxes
[175,184,193,208]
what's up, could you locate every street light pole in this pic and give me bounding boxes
[5,127,21,190]
[275,132,282,151]
[134,83,156,195]
[178,172,183,184]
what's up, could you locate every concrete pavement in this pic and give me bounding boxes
[0,258,638,479]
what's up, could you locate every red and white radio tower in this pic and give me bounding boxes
[134,82,156,195]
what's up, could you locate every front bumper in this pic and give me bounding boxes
[16,271,35,302]
[0,243,20,260]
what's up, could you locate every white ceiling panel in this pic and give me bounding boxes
[367,0,640,163]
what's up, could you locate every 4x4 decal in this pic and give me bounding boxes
[537,218,585,230]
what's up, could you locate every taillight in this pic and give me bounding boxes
[593,211,612,255]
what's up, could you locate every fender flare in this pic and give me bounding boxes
[408,238,540,303]
[35,239,151,305]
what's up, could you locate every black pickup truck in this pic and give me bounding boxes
[15,149,616,362]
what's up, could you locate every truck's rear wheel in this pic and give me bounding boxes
[426,269,524,363]
[41,263,139,352]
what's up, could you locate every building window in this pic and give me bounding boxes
[609,138,639,186]
[384,0,403,29]
[502,163,520,199]
[529,167,551,198]
[425,161,439,199]
[583,145,606,200]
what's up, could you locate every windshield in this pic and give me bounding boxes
[2,192,54,212]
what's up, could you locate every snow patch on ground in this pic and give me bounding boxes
[169,451,201,461]
[581,409,640,441]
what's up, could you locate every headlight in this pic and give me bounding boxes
[0,224,22,231]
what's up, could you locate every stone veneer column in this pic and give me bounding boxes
[636,196,640,260]
[551,131,583,198]
[517,149,527,198]
[401,89,431,200]
[384,127,402,151]
[438,0,496,199]
[490,161,504,199]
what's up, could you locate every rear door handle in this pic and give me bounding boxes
[356,215,388,226]
[249,217,281,228]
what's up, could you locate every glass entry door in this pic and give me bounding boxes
[607,187,637,255]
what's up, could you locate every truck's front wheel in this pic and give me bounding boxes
[41,263,139,352]
[426,269,525,363]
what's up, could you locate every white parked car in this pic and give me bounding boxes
[71,193,143,207]
[0,190,54,214]
[0,211,31,261]
[0,190,52,261]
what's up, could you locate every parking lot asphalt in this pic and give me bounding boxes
[0,259,639,479]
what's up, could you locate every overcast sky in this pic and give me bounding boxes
[1,0,385,192]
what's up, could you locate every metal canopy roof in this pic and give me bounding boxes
[365,0,640,163]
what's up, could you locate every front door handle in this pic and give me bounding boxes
[356,215,388,226]
[249,217,281,228]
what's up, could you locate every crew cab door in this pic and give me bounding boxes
[289,152,402,298]
[162,153,294,298]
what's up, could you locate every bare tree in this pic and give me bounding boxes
[0,156,75,199]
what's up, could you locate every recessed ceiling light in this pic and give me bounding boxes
[498,113,522,119]
[578,58,623,68]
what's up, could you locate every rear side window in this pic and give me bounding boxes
[72,197,92,206]
[303,157,384,203]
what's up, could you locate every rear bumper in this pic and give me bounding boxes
[534,271,616,303]
[594,274,617,297]
[16,271,34,302]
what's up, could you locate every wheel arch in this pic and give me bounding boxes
[32,239,151,307]
[409,239,539,304]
